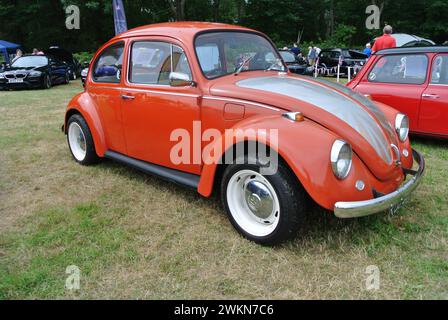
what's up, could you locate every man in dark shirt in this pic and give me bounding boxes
[291,43,301,56]
[372,25,397,53]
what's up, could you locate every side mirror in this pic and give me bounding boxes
[169,72,195,87]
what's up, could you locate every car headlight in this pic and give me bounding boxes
[331,140,353,180]
[0,73,5,79]
[395,113,409,142]
[81,69,88,77]
[29,71,42,77]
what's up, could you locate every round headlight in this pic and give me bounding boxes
[331,140,353,180]
[81,69,88,77]
[395,113,409,142]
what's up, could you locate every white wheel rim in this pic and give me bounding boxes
[227,170,280,237]
[68,122,87,161]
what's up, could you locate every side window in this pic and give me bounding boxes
[130,41,191,85]
[196,44,221,76]
[93,42,124,83]
[368,54,428,85]
[431,55,448,85]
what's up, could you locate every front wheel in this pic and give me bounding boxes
[67,114,99,165]
[42,74,52,89]
[221,157,307,245]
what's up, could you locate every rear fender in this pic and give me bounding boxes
[65,92,106,157]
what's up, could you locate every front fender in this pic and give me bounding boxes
[198,115,377,211]
[65,92,107,157]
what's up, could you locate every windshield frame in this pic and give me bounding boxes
[11,56,49,68]
[194,30,286,80]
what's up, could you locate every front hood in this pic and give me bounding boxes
[4,66,44,73]
[210,74,399,180]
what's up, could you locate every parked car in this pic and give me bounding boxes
[278,49,311,75]
[347,46,448,138]
[46,46,81,80]
[0,54,70,90]
[63,22,424,245]
[81,67,88,86]
[318,48,368,76]
[371,34,435,48]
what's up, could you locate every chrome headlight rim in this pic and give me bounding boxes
[331,140,353,180]
[395,113,409,142]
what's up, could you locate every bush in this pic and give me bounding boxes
[73,52,94,64]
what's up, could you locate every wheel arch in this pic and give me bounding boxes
[64,93,107,157]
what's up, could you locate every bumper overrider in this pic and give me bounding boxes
[334,149,425,218]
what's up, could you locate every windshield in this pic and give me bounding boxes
[12,56,48,68]
[279,51,296,63]
[195,32,285,79]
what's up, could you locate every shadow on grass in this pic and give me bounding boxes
[96,158,398,253]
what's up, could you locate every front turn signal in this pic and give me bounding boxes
[283,112,304,122]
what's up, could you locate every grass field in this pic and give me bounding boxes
[0,80,447,300]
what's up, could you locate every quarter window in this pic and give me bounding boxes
[431,55,448,85]
[129,41,192,85]
[92,42,124,83]
[368,54,428,85]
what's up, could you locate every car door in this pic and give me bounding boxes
[419,54,448,136]
[121,38,201,175]
[353,53,429,132]
[49,57,63,83]
[88,41,127,154]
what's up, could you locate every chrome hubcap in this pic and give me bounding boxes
[244,180,275,220]
[227,170,280,237]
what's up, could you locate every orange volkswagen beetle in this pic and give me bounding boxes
[64,22,425,245]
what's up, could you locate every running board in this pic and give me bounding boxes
[104,151,200,189]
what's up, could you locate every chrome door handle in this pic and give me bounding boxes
[121,94,135,100]
[422,94,440,99]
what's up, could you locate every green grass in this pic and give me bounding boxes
[0,80,447,299]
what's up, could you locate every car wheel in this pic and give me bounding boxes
[67,114,100,165]
[221,156,306,245]
[65,72,70,84]
[42,74,52,89]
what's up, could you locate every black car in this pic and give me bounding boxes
[46,47,81,80]
[0,55,70,90]
[278,50,312,75]
[318,48,368,76]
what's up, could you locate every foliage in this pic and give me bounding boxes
[73,52,95,64]
[0,0,447,53]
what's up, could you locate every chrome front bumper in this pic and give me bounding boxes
[334,149,425,219]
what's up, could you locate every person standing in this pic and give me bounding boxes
[308,46,317,66]
[291,43,301,56]
[372,25,397,53]
[363,43,372,58]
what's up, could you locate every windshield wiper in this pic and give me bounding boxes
[234,55,255,76]
[266,59,286,72]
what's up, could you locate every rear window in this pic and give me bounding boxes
[368,54,428,85]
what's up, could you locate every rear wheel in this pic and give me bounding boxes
[221,156,307,245]
[67,114,99,165]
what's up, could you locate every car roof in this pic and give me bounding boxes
[374,46,448,55]
[115,22,257,42]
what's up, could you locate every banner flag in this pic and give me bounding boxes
[113,0,128,35]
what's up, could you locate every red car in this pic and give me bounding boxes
[348,47,448,138]
[63,23,424,245]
